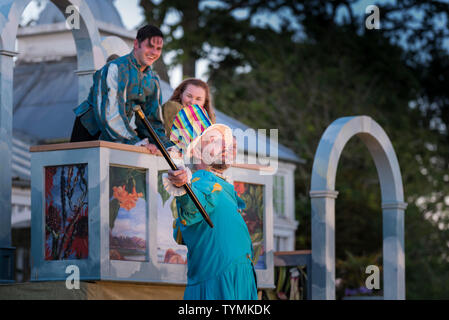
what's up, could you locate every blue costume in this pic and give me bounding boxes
[173,170,258,300]
[72,51,173,148]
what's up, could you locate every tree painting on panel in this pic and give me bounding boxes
[156,171,187,264]
[45,164,88,260]
[234,181,266,269]
[109,166,147,262]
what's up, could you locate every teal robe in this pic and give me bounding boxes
[173,170,258,300]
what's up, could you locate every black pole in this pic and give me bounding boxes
[133,105,214,228]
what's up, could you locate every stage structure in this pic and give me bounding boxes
[30,141,274,288]
[310,116,407,300]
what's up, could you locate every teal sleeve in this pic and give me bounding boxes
[99,63,140,144]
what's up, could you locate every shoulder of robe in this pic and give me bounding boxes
[163,100,183,112]
[191,170,223,194]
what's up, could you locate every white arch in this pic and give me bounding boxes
[310,116,407,300]
[0,0,106,257]
[0,0,106,70]
[101,36,131,61]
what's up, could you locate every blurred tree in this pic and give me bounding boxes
[140,0,200,78]
[139,0,301,78]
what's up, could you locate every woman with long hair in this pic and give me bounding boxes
[161,78,216,137]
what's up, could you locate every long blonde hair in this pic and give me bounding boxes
[169,78,216,123]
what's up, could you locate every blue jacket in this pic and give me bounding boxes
[73,51,173,148]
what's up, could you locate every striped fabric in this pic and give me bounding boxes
[170,104,212,153]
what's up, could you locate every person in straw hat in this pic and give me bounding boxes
[162,104,257,300]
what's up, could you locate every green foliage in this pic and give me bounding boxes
[335,251,383,299]
[158,170,171,207]
[170,197,178,219]
[109,198,120,230]
[262,265,308,300]
[404,204,449,299]
[239,183,264,265]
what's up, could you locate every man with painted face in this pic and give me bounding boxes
[70,24,173,153]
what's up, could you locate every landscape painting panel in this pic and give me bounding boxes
[109,166,147,262]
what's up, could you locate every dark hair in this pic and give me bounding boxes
[170,78,216,124]
[136,24,164,44]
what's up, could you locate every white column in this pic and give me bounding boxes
[382,201,407,300]
[310,190,339,300]
[0,49,18,248]
[75,69,96,103]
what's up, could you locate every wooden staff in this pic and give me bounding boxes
[133,105,214,228]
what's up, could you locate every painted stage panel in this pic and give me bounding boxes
[45,164,88,260]
[234,181,266,269]
[109,166,148,262]
[156,170,187,265]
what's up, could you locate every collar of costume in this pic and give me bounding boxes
[129,50,152,73]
